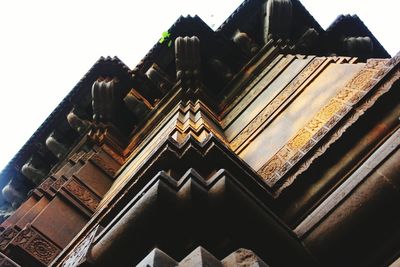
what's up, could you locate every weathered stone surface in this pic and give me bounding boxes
[175,36,201,90]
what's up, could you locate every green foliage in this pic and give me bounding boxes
[159,31,173,47]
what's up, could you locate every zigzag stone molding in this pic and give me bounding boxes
[137,246,269,267]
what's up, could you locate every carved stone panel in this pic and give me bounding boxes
[256,60,386,190]
[63,179,100,213]
[10,226,61,266]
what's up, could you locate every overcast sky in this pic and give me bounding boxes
[0,0,398,170]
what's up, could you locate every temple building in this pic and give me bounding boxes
[0,0,399,266]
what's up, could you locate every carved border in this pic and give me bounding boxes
[37,176,56,193]
[63,179,100,212]
[230,57,327,151]
[90,154,118,178]
[0,227,19,250]
[61,225,100,267]
[257,59,394,190]
[11,226,61,266]
[222,55,294,128]
[50,176,68,192]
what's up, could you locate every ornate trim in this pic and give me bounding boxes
[257,59,394,191]
[38,176,56,193]
[11,226,61,266]
[79,152,92,163]
[90,154,118,178]
[62,225,100,267]
[64,179,100,212]
[0,227,19,250]
[230,57,326,151]
[276,67,400,196]
[222,55,293,128]
[69,152,82,164]
[51,176,68,192]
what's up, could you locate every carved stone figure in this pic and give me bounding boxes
[175,36,201,90]
[67,110,90,134]
[92,78,116,123]
[46,132,67,159]
[21,158,47,184]
[233,30,260,56]
[263,0,293,42]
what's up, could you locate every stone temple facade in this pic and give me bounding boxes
[0,0,399,266]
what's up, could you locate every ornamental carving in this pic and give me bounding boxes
[257,54,394,191]
[306,118,325,134]
[51,177,67,191]
[64,179,100,212]
[316,100,344,122]
[277,147,295,160]
[346,69,377,90]
[288,129,313,151]
[90,154,118,178]
[38,177,55,192]
[26,236,59,265]
[13,227,33,246]
[257,155,283,184]
[62,226,100,267]
[336,89,356,103]
[0,227,18,250]
[223,56,292,127]
[11,226,60,266]
[230,57,325,151]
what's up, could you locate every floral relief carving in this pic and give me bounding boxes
[277,147,295,161]
[38,177,55,192]
[11,226,60,265]
[257,155,284,186]
[230,57,326,151]
[0,228,19,250]
[336,89,357,103]
[223,56,293,128]
[346,69,377,90]
[64,179,100,212]
[90,154,118,178]
[288,129,313,151]
[306,118,324,134]
[51,177,67,191]
[62,226,100,267]
[257,56,392,189]
[26,236,59,265]
[316,100,344,122]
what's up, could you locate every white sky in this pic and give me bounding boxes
[0,0,398,170]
